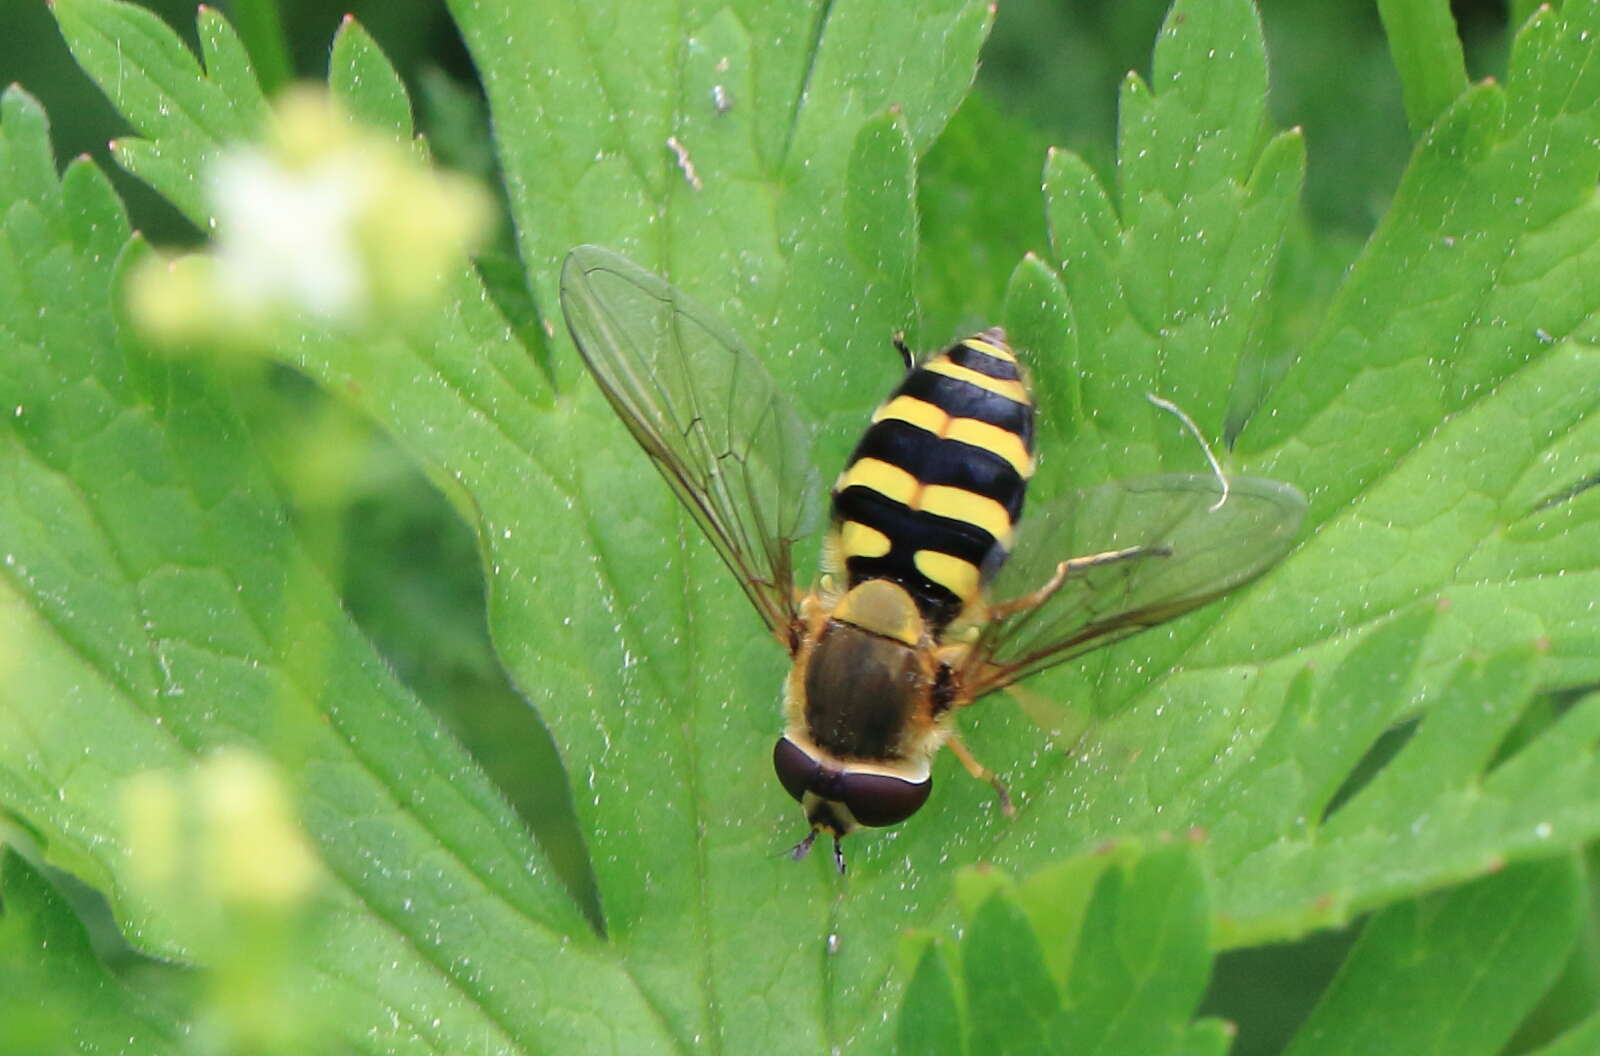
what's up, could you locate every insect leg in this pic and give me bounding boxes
[989,544,1172,619]
[790,826,847,873]
[892,333,915,371]
[946,734,1016,816]
[1063,543,1172,575]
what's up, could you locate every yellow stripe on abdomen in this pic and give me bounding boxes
[944,418,1034,478]
[963,336,1017,363]
[838,520,892,559]
[919,485,1014,548]
[913,550,980,601]
[874,396,1032,480]
[871,395,949,434]
[836,457,919,505]
[922,358,1030,403]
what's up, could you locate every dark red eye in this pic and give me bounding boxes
[773,738,820,802]
[837,771,932,827]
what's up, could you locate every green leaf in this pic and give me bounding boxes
[0,84,670,1052]
[1053,843,1213,1052]
[1377,0,1471,136]
[226,0,292,96]
[1512,0,1545,36]
[1002,252,1080,458]
[903,845,1221,1052]
[1036,0,1302,488]
[1525,1008,1600,1056]
[945,0,1600,961]
[1283,857,1583,1056]
[29,0,1600,1049]
[43,0,998,1049]
[449,0,991,421]
[329,15,414,142]
[0,850,179,1055]
[53,0,263,224]
[197,4,270,130]
[964,890,1061,1052]
[896,936,967,1056]
[845,110,917,299]
[1175,1020,1236,1056]
[432,1,999,1048]
[917,93,1053,342]
[1012,848,1124,985]
[1213,645,1600,945]
[0,82,62,214]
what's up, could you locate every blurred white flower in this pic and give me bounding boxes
[129,86,493,344]
[209,146,366,319]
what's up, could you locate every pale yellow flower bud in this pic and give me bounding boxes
[121,750,320,916]
[197,750,320,908]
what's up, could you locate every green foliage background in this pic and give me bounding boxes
[3,0,1600,1053]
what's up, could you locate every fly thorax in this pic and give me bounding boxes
[802,622,926,761]
[801,579,930,761]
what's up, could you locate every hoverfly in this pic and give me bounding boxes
[560,245,1305,871]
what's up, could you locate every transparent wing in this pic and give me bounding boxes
[560,245,820,643]
[961,474,1307,698]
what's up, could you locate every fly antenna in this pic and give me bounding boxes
[892,332,914,371]
[831,834,848,874]
[1146,392,1229,511]
[790,829,819,862]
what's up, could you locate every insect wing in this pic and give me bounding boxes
[963,474,1306,698]
[560,245,820,641]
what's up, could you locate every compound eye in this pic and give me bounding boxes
[837,771,932,827]
[773,737,820,803]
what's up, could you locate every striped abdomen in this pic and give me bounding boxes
[831,328,1035,629]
